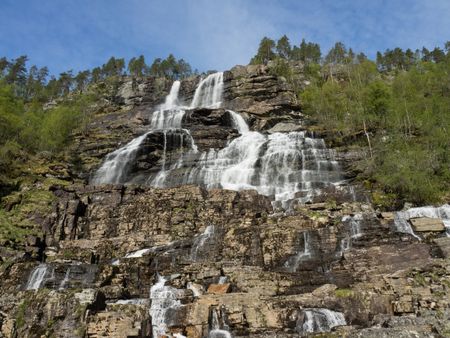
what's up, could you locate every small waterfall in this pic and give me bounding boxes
[394,205,450,238]
[58,268,71,290]
[25,264,49,290]
[149,275,185,338]
[162,80,181,110]
[191,72,224,109]
[228,110,249,134]
[111,299,149,305]
[284,232,312,272]
[91,132,150,184]
[335,214,365,257]
[191,225,215,261]
[209,307,232,338]
[298,308,346,334]
[342,214,363,239]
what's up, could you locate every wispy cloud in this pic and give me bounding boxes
[0,0,449,74]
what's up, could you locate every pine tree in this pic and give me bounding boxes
[276,35,291,59]
[250,37,276,64]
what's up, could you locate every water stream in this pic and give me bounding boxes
[92,72,343,207]
[299,308,346,333]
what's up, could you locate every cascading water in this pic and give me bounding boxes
[93,71,342,207]
[191,225,215,261]
[190,72,224,109]
[25,264,49,290]
[149,275,185,338]
[298,308,346,333]
[284,231,312,272]
[59,268,71,290]
[209,307,233,338]
[91,80,188,185]
[394,204,450,238]
[179,114,341,207]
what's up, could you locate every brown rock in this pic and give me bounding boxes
[434,237,450,258]
[207,283,231,294]
[410,218,445,232]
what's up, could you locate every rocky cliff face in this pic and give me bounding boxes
[1,64,450,338]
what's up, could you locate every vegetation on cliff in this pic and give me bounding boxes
[251,36,450,206]
[0,53,194,247]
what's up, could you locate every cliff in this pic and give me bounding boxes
[1,64,450,338]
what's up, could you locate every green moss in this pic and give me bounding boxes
[0,258,14,273]
[412,272,428,287]
[335,288,354,298]
[15,299,28,329]
[0,209,34,244]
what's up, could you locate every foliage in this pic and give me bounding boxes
[297,44,450,205]
[250,37,276,64]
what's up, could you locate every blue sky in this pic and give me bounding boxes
[1,0,449,75]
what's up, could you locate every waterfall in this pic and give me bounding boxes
[191,72,224,109]
[91,132,150,184]
[91,80,189,185]
[284,231,312,272]
[181,109,341,207]
[299,308,346,333]
[394,205,450,238]
[25,264,49,290]
[209,307,232,338]
[58,268,71,290]
[190,225,215,261]
[92,72,225,185]
[342,214,363,239]
[149,275,185,338]
[93,71,343,208]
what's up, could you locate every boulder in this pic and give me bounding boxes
[410,218,445,232]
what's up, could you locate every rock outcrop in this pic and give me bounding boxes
[1,64,450,338]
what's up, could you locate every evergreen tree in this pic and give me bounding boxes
[276,35,291,59]
[430,47,445,63]
[74,70,90,93]
[292,39,321,63]
[91,67,102,83]
[128,55,148,77]
[250,37,276,64]
[58,71,74,96]
[325,42,347,64]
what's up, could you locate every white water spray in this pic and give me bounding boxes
[300,308,346,333]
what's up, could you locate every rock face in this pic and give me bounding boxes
[1,65,450,338]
